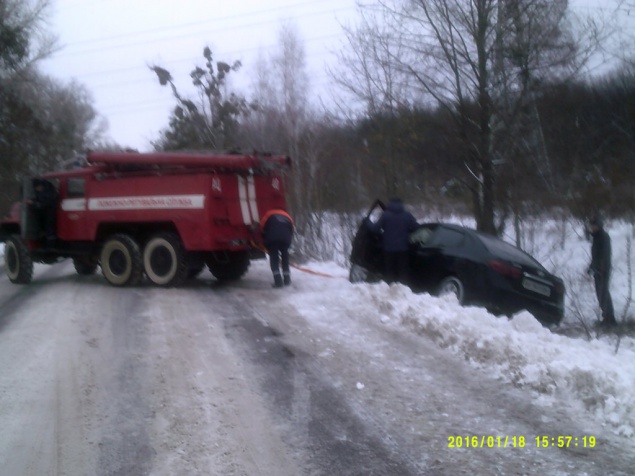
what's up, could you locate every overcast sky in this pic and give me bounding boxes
[40,0,620,152]
[40,0,359,151]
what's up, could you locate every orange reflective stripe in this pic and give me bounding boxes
[260,209,294,230]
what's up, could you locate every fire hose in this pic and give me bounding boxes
[250,240,339,279]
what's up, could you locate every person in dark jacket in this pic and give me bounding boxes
[260,209,294,288]
[587,216,616,327]
[369,198,418,284]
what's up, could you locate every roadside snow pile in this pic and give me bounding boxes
[289,263,635,438]
[366,284,635,438]
[293,218,635,437]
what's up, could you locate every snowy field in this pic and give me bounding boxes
[1,216,634,441]
[290,215,635,438]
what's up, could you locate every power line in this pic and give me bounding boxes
[53,1,354,58]
[63,31,342,86]
[98,71,337,116]
[44,1,356,139]
[102,86,335,116]
[56,0,346,44]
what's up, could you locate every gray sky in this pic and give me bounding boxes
[40,0,621,152]
[41,0,359,151]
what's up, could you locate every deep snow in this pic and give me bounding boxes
[288,263,635,438]
[288,216,635,439]
[1,217,634,440]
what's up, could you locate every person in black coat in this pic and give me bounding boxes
[587,217,616,326]
[260,209,294,288]
[369,198,418,284]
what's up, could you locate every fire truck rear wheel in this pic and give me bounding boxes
[207,251,250,281]
[5,235,33,284]
[100,234,143,286]
[143,232,188,286]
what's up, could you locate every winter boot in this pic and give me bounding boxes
[283,272,291,286]
[273,272,283,288]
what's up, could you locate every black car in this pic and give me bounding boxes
[349,201,565,326]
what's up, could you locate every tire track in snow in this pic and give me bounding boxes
[215,288,424,475]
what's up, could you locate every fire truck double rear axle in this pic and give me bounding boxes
[0,151,290,286]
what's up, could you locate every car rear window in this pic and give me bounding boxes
[432,227,465,248]
[477,233,543,268]
[409,225,436,246]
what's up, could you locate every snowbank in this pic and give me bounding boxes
[293,217,634,438]
[289,264,635,438]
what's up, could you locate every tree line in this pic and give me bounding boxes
[1,0,633,252]
[0,0,106,213]
[149,0,633,247]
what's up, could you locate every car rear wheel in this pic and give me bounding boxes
[5,235,33,284]
[143,233,188,286]
[438,276,465,304]
[100,234,143,286]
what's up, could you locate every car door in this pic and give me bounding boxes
[57,177,89,241]
[411,225,473,292]
[350,200,385,274]
[408,224,444,291]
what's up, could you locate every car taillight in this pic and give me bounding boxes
[489,259,522,279]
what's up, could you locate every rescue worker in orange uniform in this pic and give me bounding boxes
[260,209,295,287]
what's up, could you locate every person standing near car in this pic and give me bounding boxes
[260,208,295,288]
[369,197,418,285]
[587,216,616,327]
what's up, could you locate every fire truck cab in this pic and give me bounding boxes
[0,151,290,287]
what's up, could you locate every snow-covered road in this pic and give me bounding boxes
[0,258,633,475]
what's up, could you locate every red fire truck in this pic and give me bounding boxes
[0,151,290,286]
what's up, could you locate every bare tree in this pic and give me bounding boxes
[331,7,419,200]
[335,0,596,234]
[598,1,635,68]
[246,22,352,258]
[245,24,315,230]
[243,53,283,151]
[36,78,107,168]
[270,23,312,228]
